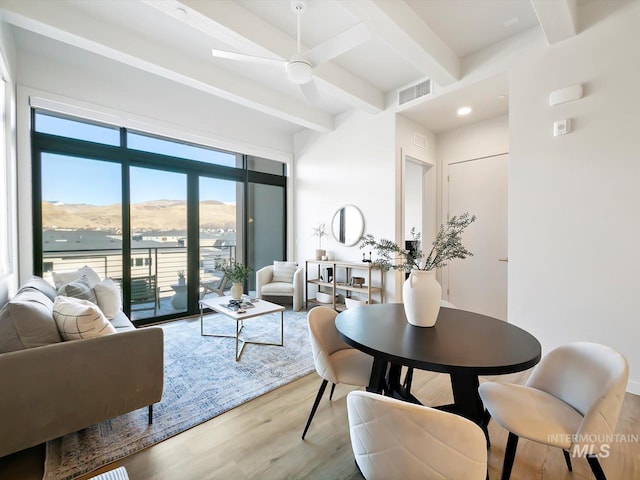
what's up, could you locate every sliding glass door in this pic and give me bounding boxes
[32,109,286,325]
[199,176,242,297]
[129,167,187,320]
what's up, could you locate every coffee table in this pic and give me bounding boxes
[199,295,285,361]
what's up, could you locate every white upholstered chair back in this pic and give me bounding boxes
[347,391,487,480]
[308,306,350,385]
[525,341,628,448]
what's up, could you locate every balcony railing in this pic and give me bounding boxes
[42,243,236,320]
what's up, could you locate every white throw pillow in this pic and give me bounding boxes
[53,296,116,341]
[93,278,122,320]
[272,261,297,283]
[52,265,101,289]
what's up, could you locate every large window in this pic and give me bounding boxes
[32,109,286,325]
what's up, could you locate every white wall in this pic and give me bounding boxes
[509,1,640,393]
[294,109,396,301]
[437,114,509,166]
[0,21,18,303]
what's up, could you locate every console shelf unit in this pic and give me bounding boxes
[305,259,384,311]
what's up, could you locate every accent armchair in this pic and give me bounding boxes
[256,261,303,312]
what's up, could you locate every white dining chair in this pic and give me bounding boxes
[302,306,373,440]
[479,342,628,480]
[347,390,488,480]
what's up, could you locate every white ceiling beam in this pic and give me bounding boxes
[170,0,384,114]
[337,0,460,86]
[531,0,577,44]
[0,0,333,131]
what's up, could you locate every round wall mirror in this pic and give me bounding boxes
[331,205,364,246]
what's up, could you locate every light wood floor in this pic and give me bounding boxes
[1,370,639,480]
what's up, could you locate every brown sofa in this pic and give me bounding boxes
[0,276,164,458]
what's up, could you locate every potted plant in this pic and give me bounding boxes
[217,261,253,300]
[360,212,476,327]
[313,223,328,260]
[177,270,186,286]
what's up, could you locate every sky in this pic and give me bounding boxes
[42,154,238,205]
[38,114,239,205]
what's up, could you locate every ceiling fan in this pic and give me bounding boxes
[210,0,370,105]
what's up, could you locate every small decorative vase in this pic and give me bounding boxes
[402,269,442,327]
[178,277,185,286]
[230,282,243,300]
[315,249,326,260]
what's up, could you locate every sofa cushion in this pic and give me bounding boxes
[52,265,101,290]
[93,278,122,320]
[53,296,116,341]
[18,275,57,301]
[58,275,98,304]
[109,311,135,332]
[272,261,297,283]
[0,288,61,353]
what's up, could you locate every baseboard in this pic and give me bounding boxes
[627,379,640,396]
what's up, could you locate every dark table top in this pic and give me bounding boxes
[335,303,541,375]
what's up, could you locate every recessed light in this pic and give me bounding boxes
[457,106,472,116]
[176,7,187,17]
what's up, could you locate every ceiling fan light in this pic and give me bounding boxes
[286,60,313,84]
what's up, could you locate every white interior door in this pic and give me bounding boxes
[447,154,508,320]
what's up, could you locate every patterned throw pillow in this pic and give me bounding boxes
[57,275,97,305]
[272,261,297,283]
[53,296,116,341]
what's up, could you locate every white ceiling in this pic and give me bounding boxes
[0,0,598,135]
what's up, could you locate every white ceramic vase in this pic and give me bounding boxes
[315,249,326,260]
[230,282,243,300]
[402,269,442,327]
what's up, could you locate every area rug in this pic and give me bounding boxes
[43,309,314,480]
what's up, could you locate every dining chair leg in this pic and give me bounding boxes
[500,432,519,480]
[302,379,329,440]
[562,449,573,472]
[481,409,491,448]
[402,367,414,391]
[329,383,336,400]
[586,454,607,480]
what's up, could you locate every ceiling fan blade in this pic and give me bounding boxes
[305,23,371,66]
[300,80,322,106]
[211,49,285,68]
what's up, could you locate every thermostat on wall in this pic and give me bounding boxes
[554,119,571,136]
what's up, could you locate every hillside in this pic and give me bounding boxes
[42,200,236,231]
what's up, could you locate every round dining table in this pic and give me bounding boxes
[335,303,541,427]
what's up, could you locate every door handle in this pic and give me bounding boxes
[498,258,508,262]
